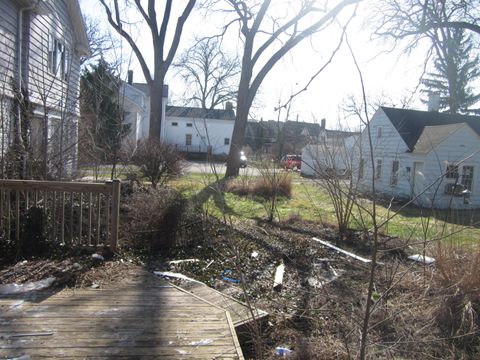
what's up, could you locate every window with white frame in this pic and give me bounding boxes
[186,123,193,127]
[444,164,474,195]
[461,166,474,191]
[48,34,69,80]
[390,160,399,186]
[171,122,178,126]
[224,138,230,145]
[375,159,382,179]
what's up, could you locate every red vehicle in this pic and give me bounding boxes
[281,155,302,171]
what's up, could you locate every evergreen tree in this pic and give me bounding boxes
[422,29,480,114]
[79,58,129,178]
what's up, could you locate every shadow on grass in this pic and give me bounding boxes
[189,179,237,217]
[391,203,480,228]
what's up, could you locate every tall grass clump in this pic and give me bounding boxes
[433,243,480,352]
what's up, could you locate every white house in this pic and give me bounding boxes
[0,0,89,177]
[302,134,359,177]
[120,74,235,156]
[357,106,480,209]
[164,104,235,155]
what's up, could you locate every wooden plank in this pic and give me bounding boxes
[312,237,373,263]
[0,179,112,194]
[110,179,120,251]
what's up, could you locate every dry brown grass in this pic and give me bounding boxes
[433,244,480,351]
[225,174,292,199]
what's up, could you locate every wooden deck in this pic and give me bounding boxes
[0,283,244,359]
[180,282,268,328]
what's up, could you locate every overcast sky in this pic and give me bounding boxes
[80,0,432,130]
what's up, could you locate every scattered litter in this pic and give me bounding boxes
[91,283,100,289]
[0,277,56,295]
[176,349,189,355]
[251,251,259,258]
[312,237,377,264]
[204,260,214,269]
[15,260,28,267]
[273,264,285,292]
[168,259,200,265]
[221,269,241,283]
[408,254,435,265]
[91,253,105,262]
[153,271,204,285]
[307,276,336,289]
[72,263,82,271]
[275,346,293,356]
[190,339,213,346]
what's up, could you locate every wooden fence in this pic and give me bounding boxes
[0,179,121,251]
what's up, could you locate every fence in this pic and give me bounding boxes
[0,179,121,251]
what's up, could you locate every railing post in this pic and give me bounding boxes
[110,180,121,252]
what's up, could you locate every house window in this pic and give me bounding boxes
[461,166,474,191]
[444,165,474,195]
[358,158,364,179]
[224,138,230,145]
[375,159,382,179]
[446,164,459,179]
[185,134,192,146]
[186,123,193,127]
[48,34,69,80]
[390,160,399,186]
[171,122,178,126]
[377,126,383,138]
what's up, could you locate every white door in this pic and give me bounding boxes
[412,161,425,201]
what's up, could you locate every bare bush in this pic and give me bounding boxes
[131,139,183,188]
[121,187,187,253]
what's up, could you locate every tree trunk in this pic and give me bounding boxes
[225,88,250,177]
[149,80,163,140]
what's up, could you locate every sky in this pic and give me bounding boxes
[79,0,432,131]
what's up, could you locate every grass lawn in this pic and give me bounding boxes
[170,172,480,246]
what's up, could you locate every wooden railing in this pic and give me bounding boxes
[0,179,121,251]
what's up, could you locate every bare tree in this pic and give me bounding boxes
[99,0,196,140]
[81,15,117,66]
[174,37,240,109]
[223,0,359,177]
[373,0,480,48]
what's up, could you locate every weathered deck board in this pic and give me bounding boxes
[179,282,268,327]
[0,284,244,359]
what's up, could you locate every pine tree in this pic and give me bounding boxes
[79,58,129,177]
[421,29,480,114]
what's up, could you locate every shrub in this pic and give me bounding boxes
[131,139,183,188]
[250,174,292,199]
[433,244,480,351]
[121,188,186,253]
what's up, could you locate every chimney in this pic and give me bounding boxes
[127,70,133,85]
[428,93,440,112]
[225,101,233,111]
[321,118,326,130]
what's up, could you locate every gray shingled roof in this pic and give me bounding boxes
[381,107,480,151]
[166,106,235,120]
[413,123,466,154]
[132,83,169,98]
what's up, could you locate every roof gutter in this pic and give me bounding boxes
[17,0,40,90]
